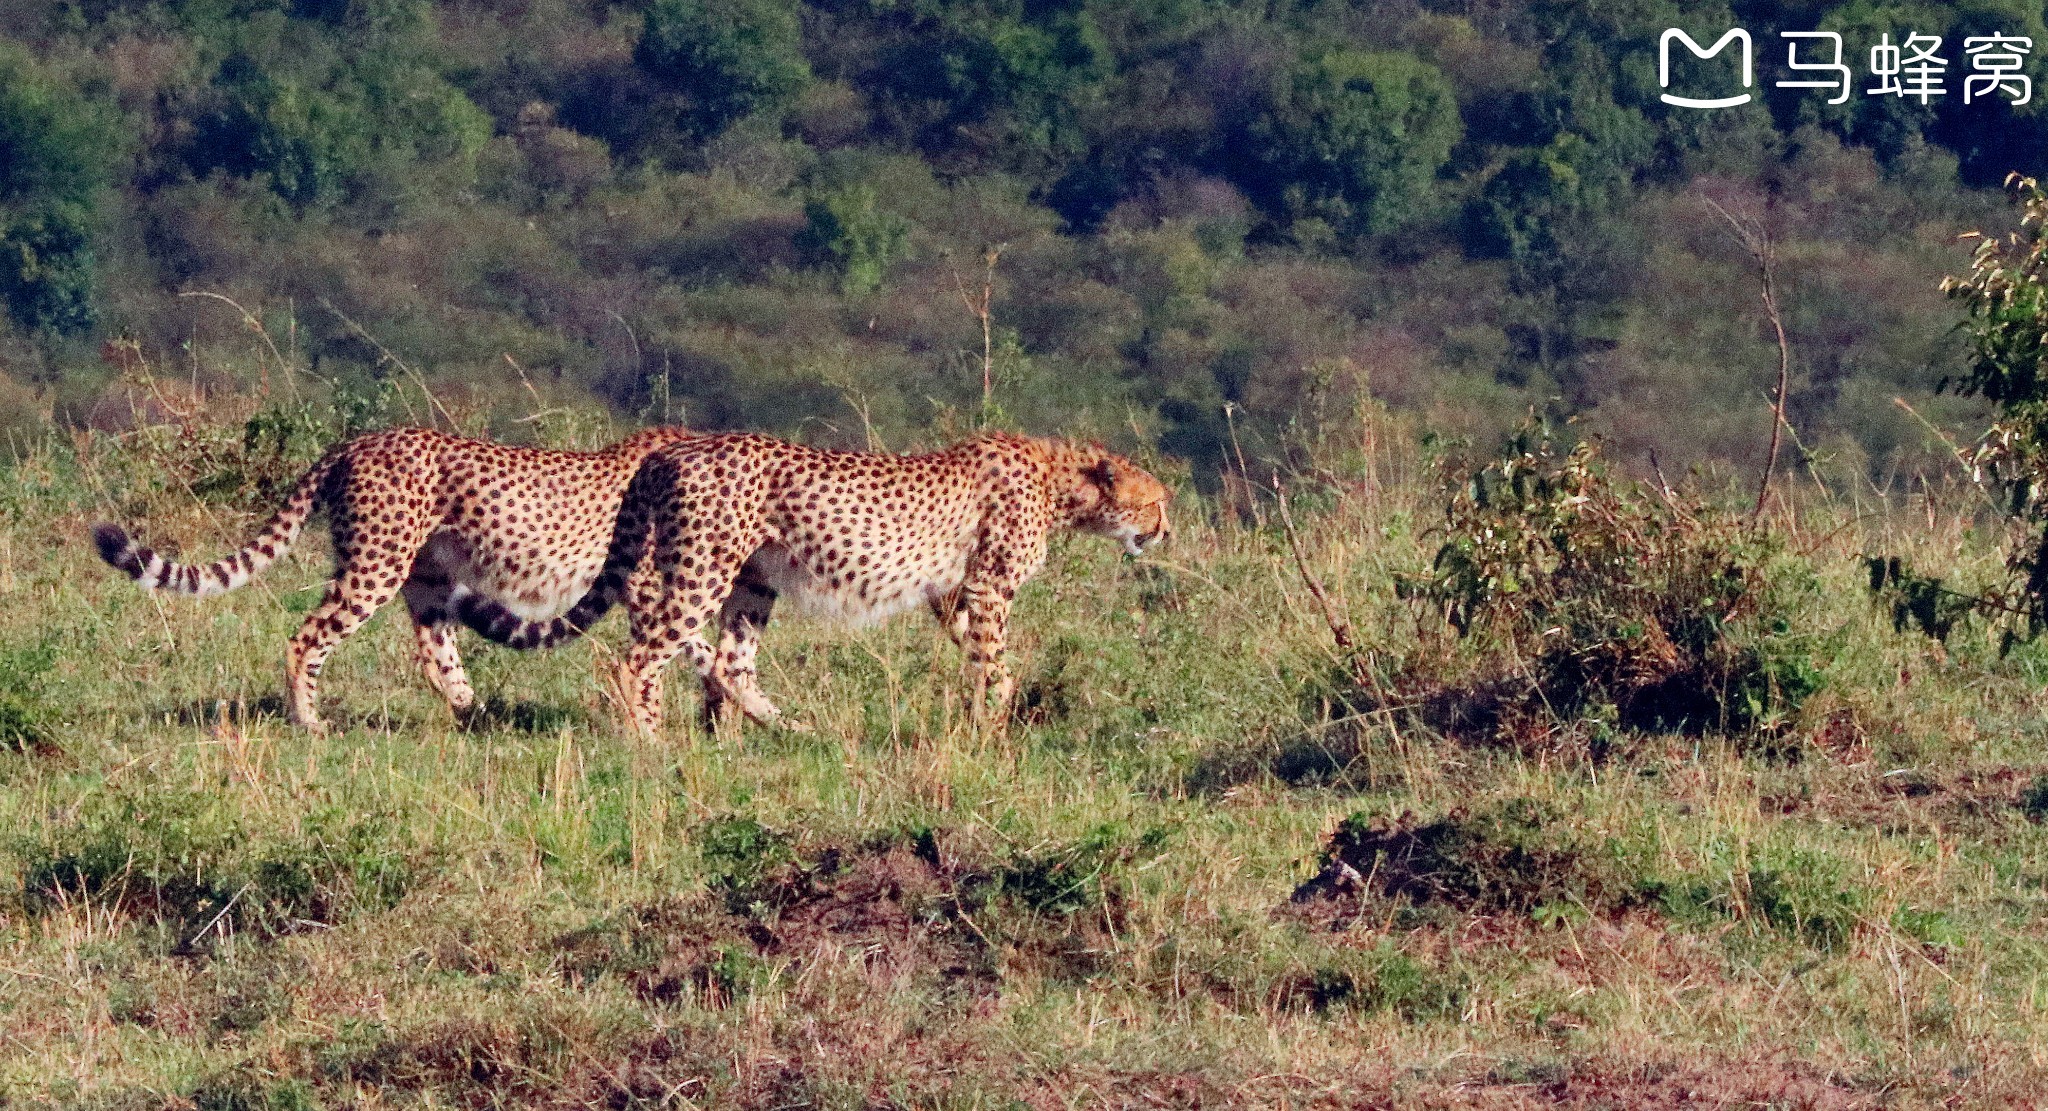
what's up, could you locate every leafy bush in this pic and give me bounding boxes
[1872,176,2048,650]
[0,45,115,335]
[194,47,489,210]
[798,185,908,294]
[1392,420,1821,741]
[1245,49,1461,239]
[636,0,810,138]
[692,814,797,913]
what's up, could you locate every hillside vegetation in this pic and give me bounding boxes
[0,0,2040,479]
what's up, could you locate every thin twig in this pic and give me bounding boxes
[321,299,459,431]
[1701,193,1793,523]
[947,245,1003,413]
[1270,473,1370,691]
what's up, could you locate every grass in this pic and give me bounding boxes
[5,403,2048,1107]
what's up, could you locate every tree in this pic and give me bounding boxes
[1928,175,2048,643]
[1244,49,1461,240]
[635,0,809,138]
[0,46,115,336]
[798,185,908,295]
[193,49,489,210]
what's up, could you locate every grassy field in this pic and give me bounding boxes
[5,406,2048,1109]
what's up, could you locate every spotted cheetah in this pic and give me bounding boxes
[93,425,691,733]
[452,431,1171,737]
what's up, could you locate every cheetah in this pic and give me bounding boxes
[452,431,1171,737]
[93,425,691,733]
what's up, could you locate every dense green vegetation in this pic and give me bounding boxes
[1,0,2041,477]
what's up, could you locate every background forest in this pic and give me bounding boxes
[2,0,2045,479]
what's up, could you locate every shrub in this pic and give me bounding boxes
[1245,49,1461,239]
[797,185,908,294]
[1391,419,1821,742]
[692,814,796,913]
[0,45,115,336]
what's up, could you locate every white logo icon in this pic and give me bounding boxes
[1660,28,1754,108]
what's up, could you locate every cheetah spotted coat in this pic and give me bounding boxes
[94,425,691,732]
[456,431,1171,736]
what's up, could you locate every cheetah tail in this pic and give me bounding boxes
[91,449,341,598]
[449,571,629,651]
[451,490,655,651]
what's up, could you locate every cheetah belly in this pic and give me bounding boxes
[421,529,606,622]
[745,539,970,627]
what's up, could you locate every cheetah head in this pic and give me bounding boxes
[1070,450,1171,556]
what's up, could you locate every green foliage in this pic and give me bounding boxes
[194,43,489,209]
[0,49,117,208]
[0,0,2032,490]
[1298,942,1469,1019]
[0,636,56,751]
[798,185,908,294]
[0,204,100,336]
[1868,176,2048,648]
[1398,419,1821,737]
[694,814,796,912]
[1743,854,1868,951]
[1247,49,1461,239]
[0,46,115,336]
[636,0,810,138]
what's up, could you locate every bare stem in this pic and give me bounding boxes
[1702,193,1793,522]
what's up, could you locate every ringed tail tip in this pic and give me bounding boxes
[93,523,140,575]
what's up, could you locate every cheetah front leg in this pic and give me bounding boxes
[401,578,475,720]
[960,578,1019,725]
[956,524,1043,726]
[710,565,805,730]
[926,586,970,647]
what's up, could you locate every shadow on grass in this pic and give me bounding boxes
[462,696,594,735]
[156,696,442,736]
[1187,718,1409,796]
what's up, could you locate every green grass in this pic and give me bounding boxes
[5,416,2048,1108]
